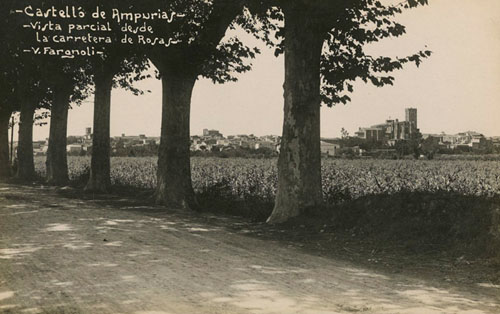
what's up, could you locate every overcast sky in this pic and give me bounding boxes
[28,0,500,141]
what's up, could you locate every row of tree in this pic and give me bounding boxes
[0,0,429,223]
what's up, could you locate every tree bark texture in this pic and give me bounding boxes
[155,65,198,210]
[16,102,36,181]
[0,107,12,180]
[267,5,325,224]
[46,85,71,185]
[85,72,114,193]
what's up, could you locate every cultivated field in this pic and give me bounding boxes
[34,156,500,204]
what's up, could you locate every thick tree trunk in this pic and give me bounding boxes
[155,66,198,209]
[0,107,12,180]
[267,6,325,224]
[46,85,71,185]
[85,72,114,193]
[16,102,36,181]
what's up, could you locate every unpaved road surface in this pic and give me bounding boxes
[0,183,499,314]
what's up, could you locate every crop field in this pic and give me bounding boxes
[34,156,500,204]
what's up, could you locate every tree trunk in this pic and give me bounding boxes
[16,102,36,181]
[267,5,325,224]
[0,107,11,180]
[10,115,15,165]
[155,66,198,210]
[46,85,71,185]
[85,72,113,193]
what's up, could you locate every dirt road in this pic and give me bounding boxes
[0,183,499,314]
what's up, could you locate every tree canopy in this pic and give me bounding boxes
[242,0,431,106]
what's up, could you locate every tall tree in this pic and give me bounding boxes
[38,2,95,184]
[85,54,150,192]
[4,2,56,182]
[15,77,53,181]
[85,55,120,192]
[145,0,259,209]
[262,0,430,223]
[15,87,50,181]
[45,63,92,185]
[81,0,150,192]
[0,61,16,180]
[16,101,36,180]
[45,75,73,185]
[0,0,20,179]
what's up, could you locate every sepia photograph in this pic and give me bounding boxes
[1,0,499,313]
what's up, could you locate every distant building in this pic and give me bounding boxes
[33,140,48,156]
[356,108,419,144]
[422,131,490,150]
[203,129,223,138]
[405,108,417,129]
[491,136,500,148]
[114,133,156,146]
[190,129,280,152]
[355,127,385,142]
[67,144,86,154]
[320,141,340,156]
[254,141,275,150]
[217,139,230,146]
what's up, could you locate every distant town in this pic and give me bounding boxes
[13,108,500,158]
[340,108,500,158]
[350,108,499,153]
[25,127,282,157]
